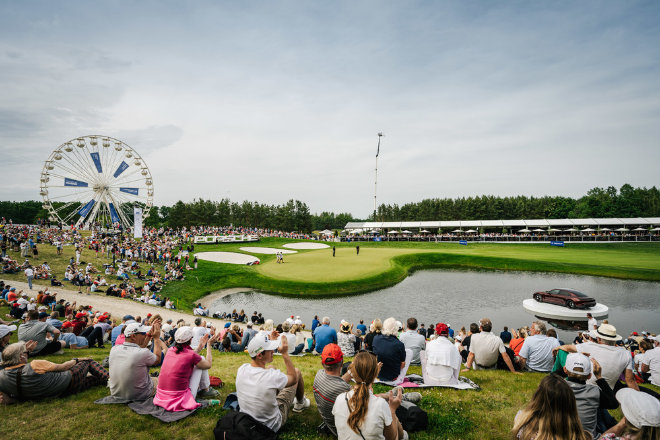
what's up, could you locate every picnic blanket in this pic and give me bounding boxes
[95,396,203,422]
[375,374,480,390]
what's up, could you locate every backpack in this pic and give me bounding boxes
[396,403,429,432]
[213,410,277,440]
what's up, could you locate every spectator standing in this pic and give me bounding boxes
[500,326,512,344]
[24,266,34,290]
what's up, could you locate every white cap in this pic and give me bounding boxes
[0,324,17,338]
[616,388,660,428]
[174,326,193,343]
[161,323,173,334]
[247,333,280,357]
[38,306,48,311]
[565,353,591,377]
[124,322,151,337]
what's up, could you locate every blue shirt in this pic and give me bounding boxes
[60,332,89,348]
[373,334,406,381]
[313,325,337,354]
[111,324,125,345]
[46,318,62,329]
[356,324,367,335]
[311,318,320,333]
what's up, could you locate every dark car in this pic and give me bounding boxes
[533,288,596,309]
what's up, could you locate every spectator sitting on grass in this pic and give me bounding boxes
[107,321,164,401]
[512,373,590,440]
[313,343,352,437]
[337,320,356,358]
[599,388,660,440]
[518,321,560,373]
[0,341,109,405]
[464,318,517,373]
[18,309,65,356]
[236,331,310,433]
[421,323,461,386]
[313,316,337,355]
[399,317,426,366]
[59,321,90,349]
[563,353,618,438]
[373,317,410,383]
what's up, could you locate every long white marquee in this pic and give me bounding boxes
[344,217,660,230]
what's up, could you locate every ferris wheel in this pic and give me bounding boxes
[39,135,154,230]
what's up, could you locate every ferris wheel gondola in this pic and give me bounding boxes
[40,135,154,230]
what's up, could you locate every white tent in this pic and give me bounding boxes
[532,228,545,232]
[518,229,531,233]
[387,230,400,234]
[565,228,579,232]
[616,227,629,232]
[582,228,596,232]
[420,230,430,233]
[633,227,647,231]
[401,230,412,234]
[320,229,334,235]
[451,229,463,233]
[465,229,478,233]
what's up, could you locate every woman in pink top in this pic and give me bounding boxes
[153,326,217,411]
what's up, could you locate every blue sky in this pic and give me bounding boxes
[1,1,659,218]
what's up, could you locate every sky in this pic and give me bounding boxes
[1,1,659,218]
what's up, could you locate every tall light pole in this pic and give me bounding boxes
[374,132,383,219]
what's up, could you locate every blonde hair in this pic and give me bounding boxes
[347,352,380,434]
[511,374,590,440]
[262,319,274,332]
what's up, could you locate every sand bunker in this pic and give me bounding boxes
[195,252,260,265]
[282,242,330,250]
[239,247,298,255]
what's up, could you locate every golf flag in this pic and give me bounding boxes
[133,207,143,239]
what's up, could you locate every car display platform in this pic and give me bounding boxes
[522,299,609,320]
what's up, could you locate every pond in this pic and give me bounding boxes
[208,270,659,341]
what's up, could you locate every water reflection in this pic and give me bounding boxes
[209,269,659,341]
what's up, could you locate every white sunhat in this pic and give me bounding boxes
[616,388,660,429]
[174,326,193,343]
[589,323,622,341]
[564,353,592,377]
[124,322,152,338]
[247,333,280,357]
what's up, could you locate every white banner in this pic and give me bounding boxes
[133,207,143,239]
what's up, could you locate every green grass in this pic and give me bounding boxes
[6,304,654,440]
[2,309,657,439]
[3,239,659,310]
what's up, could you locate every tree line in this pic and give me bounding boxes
[1,184,658,231]
[373,184,660,221]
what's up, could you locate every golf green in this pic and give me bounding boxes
[256,247,433,282]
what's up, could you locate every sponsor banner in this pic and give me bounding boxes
[120,187,139,195]
[550,241,565,247]
[90,152,103,173]
[109,203,120,224]
[78,199,96,217]
[113,161,129,178]
[134,207,143,239]
[373,236,382,242]
[64,178,88,187]
[459,240,468,245]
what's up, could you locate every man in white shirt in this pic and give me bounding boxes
[399,318,426,366]
[554,323,639,391]
[190,318,209,349]
[24,266,34,290]
[464,318,518,373]
[518,321,560,372]
[641,335,660,386]
[587,313,598,331]
[236,331,310,432]
[421,323,461,385]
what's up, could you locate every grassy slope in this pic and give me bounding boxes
[4,310,655,440]
[2,239,659,310]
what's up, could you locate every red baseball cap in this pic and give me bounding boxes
[436,323,449,336]
[97,316,106,322]
[61,321,74,329]
[321,343,344,365]
[75,312,87,319]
